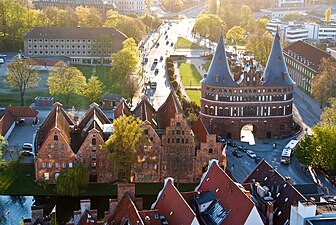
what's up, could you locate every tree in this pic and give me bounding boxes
[42,7,78,27]
[240,5,252,28]
[110,38,140,84]
[226,26,246,43]
[218,0,239,29]
[325,8,331,24]
[246,29,273,66]
[122,76,139,106]
[105,115,146,181]
[5,149,24,180]
[320,98,336,124]
[208,0,218,14]
[5,57,40,106]
[194,14,225,42]
[246,18,269,33]
[283,12,303,22]
[55,163,89,196]
[48,62,86,106]
[161,0,183,12]
[84,76,104,103]
[75,6,103,27]
[0,136,7,169]
[312,57,336,105]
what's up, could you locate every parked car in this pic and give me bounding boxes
[254,156,262,164]
[156,42,160,47]
[160,56,163,61]
[232,150,243,158]
[20,150,34,157]
[170,42,174,47]
[0,58,4,64]
[16,118,26,126]
[20,143,34,156]
[154,68,159,75]
[166,40,169,45]
[153,57,158,63]
[237,145,247,153]
[227,141,237,147]
[246,150,257,158]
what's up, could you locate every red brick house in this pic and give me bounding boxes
[35,103,113,184]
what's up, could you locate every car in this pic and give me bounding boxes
[17,118,26,126]
[166,40,169,45]
[165,35,168,39]
[23,143,33,151]
[227,141,237,147]
[149,81,157,89]
[20,150,34,157]
[155,42,160,47]
[154,68,159,75]
[153,58,158,63]
[170,42,174,47]
[237,145,247,153]
[246,150,257,158]
[160,56,163,61]
[0,58,4,64]
[143,57,148,64]
[232,150,243,158]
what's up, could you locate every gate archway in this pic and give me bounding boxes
[240,124,257,145]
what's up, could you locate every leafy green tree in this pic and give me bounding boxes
[75,6,103,27]
[84,76,104,103]
[194,14,225,42]
[283,12,303,22]
[295,135,316,166]
[42,6,78,27]
[48,62,86,106]
[5,149,23,180]
[246,29,273,66]
[161,0,183,12]
[312,57,336,105]
[105,115,146,181]
[325,8,331,24]
[246,18,269,33]
[240,5,252,28]
[5,57,40,106]
[55,163,88,196]
[0,136,7,169]
[218,0,239,29]
[226,26,246,43]
[110,38,140,84]
[320,98,336,124]
[104,14,146,43]
[122,76,139,106]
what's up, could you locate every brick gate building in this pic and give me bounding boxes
[200,33,295,139]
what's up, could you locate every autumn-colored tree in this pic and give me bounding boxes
[105,115,146,181]
[0,136,7,169]
[325,8,331,24]
[84,76,104,103]
[312,57,336,105]
[246,29,273,66]
[194,14,225,42]
[42,6,78,27]
[110,38,140,84]
[239,5,252,29]
[208,0,218,14]
[75,6,103,27]
[161,0,183,12]
[226,25,246,44]
[5,57,40,106]
[218,0,239,29]
[48,62,86,106]
[122,76,139,106]
[320,98,336,124]
[246,18,269,33]
[55,163,89,196]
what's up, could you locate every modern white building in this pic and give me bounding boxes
[276,0,304,7]
[114,0,145,15]
[261,8,306,20]
[267,20,336,43]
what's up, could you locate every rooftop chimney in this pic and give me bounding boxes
[266,201,274,225]
[285,176,291,184]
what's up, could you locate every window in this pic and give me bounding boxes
[48,162,52,168]
[62,162,66,168]
[41,162,46,168]
[69,163,73,168]
[54,135,58,141]
[47,144,51,149]
[209,148,213,154]
[55,162,59,168]
[92,138,96,145]
[61,152,65,158]
[54,144,58,149]
[61,144,64,150]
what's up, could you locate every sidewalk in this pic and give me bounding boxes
[293,86,323,119]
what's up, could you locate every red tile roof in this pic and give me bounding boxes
[0,110,15,137]
[152,178,198,225]
[108,194,144,225]
[196,160,255,225]
[283,40,332,71]
[157,91,183,129]
[78,103,111,129]
[243,160,306,225]
[133,98,158,130]
[192,118,208,143]
[114,99,131,119]
[138,210,163,225]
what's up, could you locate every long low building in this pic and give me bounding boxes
[23,27,127,65]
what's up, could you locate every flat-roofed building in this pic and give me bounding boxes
[23,27,127,65]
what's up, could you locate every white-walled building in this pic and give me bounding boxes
[114,0,145,15]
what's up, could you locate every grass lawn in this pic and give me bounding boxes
[185,90,201,106]
[203,61,211,72]
[178,62,202,87]
[175,37,204,49]
[0,164,197,196]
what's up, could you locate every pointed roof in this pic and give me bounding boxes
[243,160,306,225]
[133,97,158,130]
[262,33,294,86]
[196,160,258,225]
[151,178,199,225]
[202,35,237,87]
[157,91,183,129]
[114,98,131,119]
[192,118,208,143]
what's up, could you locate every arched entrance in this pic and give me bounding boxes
[240,124,256,145]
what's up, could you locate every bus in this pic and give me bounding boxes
[281,140,299,165]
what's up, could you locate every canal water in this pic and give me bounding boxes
[0,195,157,224]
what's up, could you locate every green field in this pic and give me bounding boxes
[178,62,202,87]
[203,61,211,71]
[175,37,204,49]
[185,90,201,106]
[0,165,197,196]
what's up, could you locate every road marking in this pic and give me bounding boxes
[244,160,250,166]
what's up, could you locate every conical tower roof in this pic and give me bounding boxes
[263,33,294,86]
[201,35,237,87]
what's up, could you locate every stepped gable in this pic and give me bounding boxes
[263,33,294,87]
[201,35,238,87]
[196,160,255,225]
[107,194,144,225]
[151,178,199,225]
[37,102,74,150]
[133,97,158,130]
[243,160,306,225]
[157,91,183,130]
[114,98,131,119]
[192,118,208,143]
